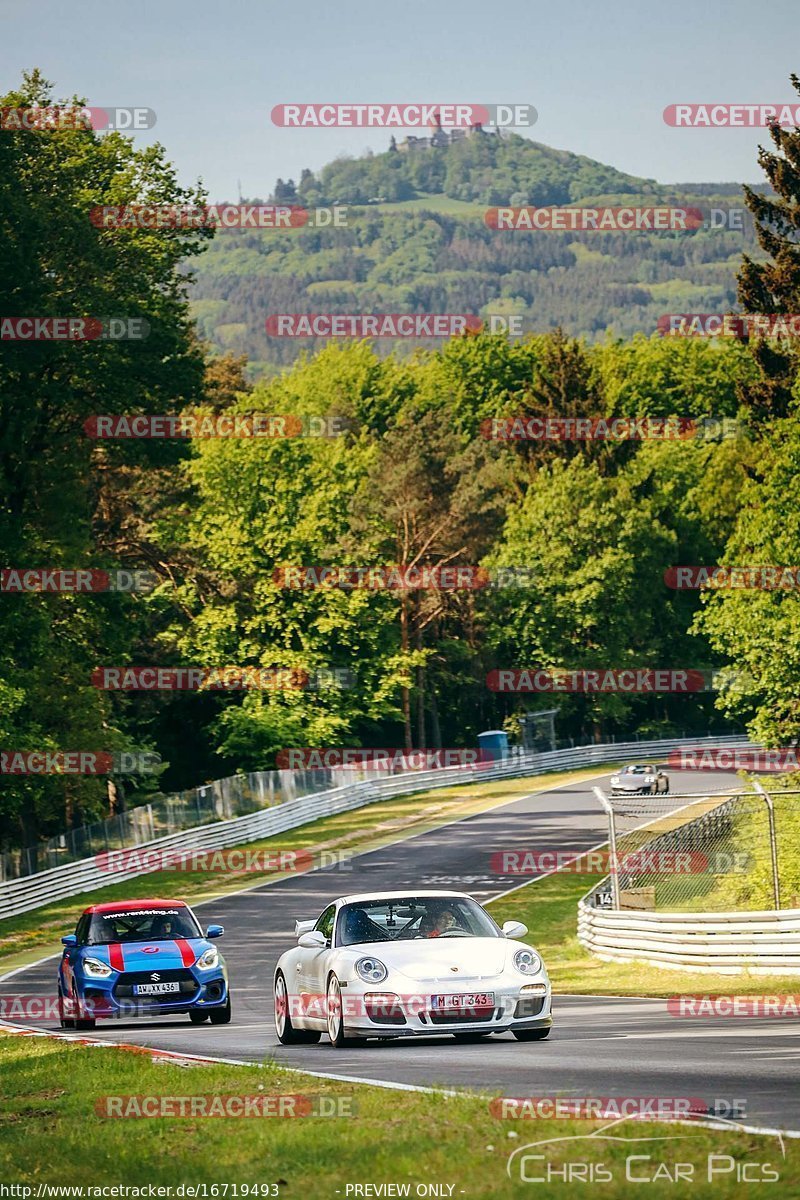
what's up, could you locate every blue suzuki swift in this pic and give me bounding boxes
[58,898,230,1028]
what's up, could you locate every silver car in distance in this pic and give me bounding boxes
[273,890,552,1048]
[609,763,670,795]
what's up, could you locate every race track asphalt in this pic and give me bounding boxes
[3,767,799,1129]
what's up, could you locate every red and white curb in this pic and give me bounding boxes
[0,1018,227,1066]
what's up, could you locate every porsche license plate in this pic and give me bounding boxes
[431,992,494,1009]
[133,982,180,996]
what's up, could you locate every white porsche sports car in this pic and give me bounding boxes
[273,890,552,1047]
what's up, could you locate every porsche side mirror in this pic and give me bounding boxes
[502,920,528,939]
[298,931,327,949]
[61,934,78,947]
[206,924,224,939]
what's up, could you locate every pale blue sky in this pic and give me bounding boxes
[3,0,799,198]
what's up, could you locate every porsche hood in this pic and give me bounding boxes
[347,938,511,982]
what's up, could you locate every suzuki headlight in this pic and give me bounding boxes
[513,948,542,976]
[197,947,219,971]
[355,956,387,984]
[84,956,113,979]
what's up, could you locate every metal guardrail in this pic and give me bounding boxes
[578,900,800,974]
[0,734,750,921]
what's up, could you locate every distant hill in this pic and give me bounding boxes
[291,130,657,207]
[187,133,758,374]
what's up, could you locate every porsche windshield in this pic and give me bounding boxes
[336,896,500,946]
[623,765,653,774]
[85,908,201,945]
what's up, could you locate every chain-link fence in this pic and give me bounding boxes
[590,783,800,913]
[0,766,359,881]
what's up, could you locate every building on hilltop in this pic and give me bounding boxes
[395,115,502,153]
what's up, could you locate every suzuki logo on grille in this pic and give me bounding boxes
[151,973,160,981]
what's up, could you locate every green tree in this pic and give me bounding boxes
[167,345,412,766]
[347,403,508,748]
[484,451,727,741]
[0,70,208,849]
[693,401,800,746]
[738,74,800,424]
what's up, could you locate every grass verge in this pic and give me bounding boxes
[0,1033,796,1196]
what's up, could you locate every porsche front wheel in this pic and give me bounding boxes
[326,974,366,1048]
[274,971,320,1045]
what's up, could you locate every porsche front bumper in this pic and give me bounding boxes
[335,982,552,1038]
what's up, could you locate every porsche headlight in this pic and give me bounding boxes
[196,947,219,971]
[84,956,113,979]
[513,948,542,976]
[355,956,387,984]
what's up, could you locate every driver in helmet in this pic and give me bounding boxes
[421,907,457,938]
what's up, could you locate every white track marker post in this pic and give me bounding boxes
[752,777,781,911]
[593,786,619,910]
